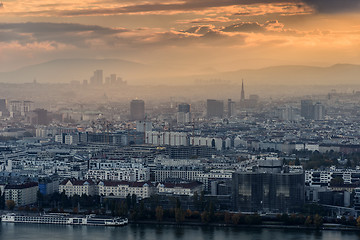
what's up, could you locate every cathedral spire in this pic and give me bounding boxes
[241,78,245,102]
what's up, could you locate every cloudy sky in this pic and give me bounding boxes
[1,0,360,76]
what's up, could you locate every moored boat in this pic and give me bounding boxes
[1,213,128,226]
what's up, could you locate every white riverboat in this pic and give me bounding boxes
[1,213,128,226]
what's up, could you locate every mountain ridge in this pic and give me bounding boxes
[1,59,360,85]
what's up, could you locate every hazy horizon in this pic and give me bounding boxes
[1,0,360,86]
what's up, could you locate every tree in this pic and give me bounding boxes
[201,210,210,224]
[340,216,347,225]
[115,202,122,216]
[120,201,128,217]
[155,206,164,222]
[6,200,15,210]
[73,207,78,213]
[356,216,360,228]
[138,201,145,219]
[193,192,199,210]
[313,214,323,229]
[175,208,184,223]
[126,194,132,209]
[175,198,181,209]
[231,213,241,225]
[245,214,262,225]
[131,194,137,207]
[224,212,232,224]
[185,209,193,218]
[208,201,215,222]
[199,191,205,211]
[280,213,289,224]
[0,190,4,209]
[304,216,312,227]
[37,190,43,208]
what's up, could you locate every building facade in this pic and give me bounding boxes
[130,100,145,121]
[98,181,155,199]
[232,172,305,213]
[59,179,96,197]
[4,182,38,206]
[157,181,203,196]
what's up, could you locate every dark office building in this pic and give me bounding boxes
[232,171,304,213]
[207,99,224,118]
[301,99,314,119]
[227,99,235,118]
[0,99,8,116]
[167,145,216,159]
[0,99,6,112]
[33,109,49,125]
[26,108,49,125]
[130,100,145,121]
[178,103,190,113]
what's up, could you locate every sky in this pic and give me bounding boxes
[1,0,360,76]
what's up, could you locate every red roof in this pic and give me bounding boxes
[5,182,38,189]
[59,179,95,186]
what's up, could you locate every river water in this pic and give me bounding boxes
[0,223,359,240]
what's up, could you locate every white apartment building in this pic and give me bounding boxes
[86,167,150,182]
[305,168,360,187]
[154,167,203,182]
[4,182,38,206]
[98,181,155,199]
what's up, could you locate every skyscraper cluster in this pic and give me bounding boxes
[88,70,126,86]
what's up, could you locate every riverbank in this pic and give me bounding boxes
[130,220,360,232]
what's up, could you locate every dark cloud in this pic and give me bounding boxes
[184,26,215,35]
[0,20,293,50]
[302,0,360,13]
[0,22,128,47]
[0,31,29,43]
[0,22,126,34]
[28,0,291,16]
[6,0,358,17]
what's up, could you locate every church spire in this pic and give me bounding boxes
[241,78,245,101]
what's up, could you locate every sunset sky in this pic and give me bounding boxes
[1,0,360,75]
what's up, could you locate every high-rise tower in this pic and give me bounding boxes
[130,99,145,121]
[206,99,224,118]
[177,103,191,124]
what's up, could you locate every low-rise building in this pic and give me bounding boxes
[59,179,96,197]
[157,181,203,196]
[98,181,155,199]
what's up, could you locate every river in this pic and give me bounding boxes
[1,223,359,240]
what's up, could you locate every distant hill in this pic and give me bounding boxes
[187,64,360,86]
[0,58,148,83]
